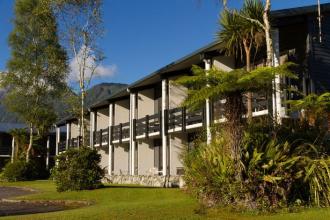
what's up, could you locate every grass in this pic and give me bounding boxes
[0,181,329,220]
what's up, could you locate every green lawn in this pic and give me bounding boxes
[0,181,330,220]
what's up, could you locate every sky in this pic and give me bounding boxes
[0,0,329,87]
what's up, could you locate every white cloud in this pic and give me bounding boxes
[68,46,117,84]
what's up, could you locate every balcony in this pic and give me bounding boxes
[168,107,204,132]
[94,129,109,146]
[58,140,66,153]
[134,112,161,139]
[111,122,130,143]
[69,136,82,148]
[252,96,268,116]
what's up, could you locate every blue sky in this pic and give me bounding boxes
[0,0,329,86]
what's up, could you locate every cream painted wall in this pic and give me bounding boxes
[70,121,79,138]
[168,76,187,109]
[113,143,129,175]
[169,133,187,175]
[137,88,155,118]
[98,146,109,173]
[114,99,130,125]
[213,56,235,71]
[96,107,109,130]
[137,139,154,175]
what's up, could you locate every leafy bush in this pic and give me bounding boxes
[1,159,48,181]
[183,121,330,210]
[182,135,245,207]
[242,122,330,208]
[52,147,104,192]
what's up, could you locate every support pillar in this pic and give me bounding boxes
[161,79,168,176]
[55,126,60,155]
[272,28,282,124]
[108,103,114,175]
[204,59,212,144]
[11,137,15,163]
[46,136,50,169]
[66,123,70,150]
[90,111,95,148]
[130,93,137,175]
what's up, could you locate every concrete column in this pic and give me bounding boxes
[108,103,113,175]
[77,119,81,148]
[66,123,70,150]
[55,126,60,155]
[11,137,15,163]
[161,79,168,176]
[272,28,282,124]
[90,111,95,148]
[130,93,137,175]
[46,136,50,169]
[204,59,212,144]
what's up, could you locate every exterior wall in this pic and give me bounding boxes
[113,143,129,175]
[0,132,12,156]
[70,121,79,138]
[307,13,330,92]
[137,139,155,175]
[169,133,187,176]
[114,100,130,125]
[137,88,155,118]
[96,107,109,130]
[98,146,109,173]
[213,56,235,71]
[168,76,187,109]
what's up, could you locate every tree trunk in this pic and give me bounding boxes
[81,90,85,146]
[26,123,33,162]
[263,0,273,67]
[225,92,245,177]
[244,41,253,122]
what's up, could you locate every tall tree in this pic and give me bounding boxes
[51,0,104,146]
[1,0,67,162]
[217,0,264,120]
[176,64,295,176]
[222,0,273,63]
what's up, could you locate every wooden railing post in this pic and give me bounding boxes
[158,112,162,133]
[109,126,113,144]
[182,107,186,132]
[119,123,122,144]
[146,115,149,138]
[133,119,136,141]
[99,129,102,145]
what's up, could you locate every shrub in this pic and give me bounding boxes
[183,121,330,211]
[242,122,330,208]
[52,147,104,192]
[2,160,29,181]
[182,135,245,207]
[1,159,48,181]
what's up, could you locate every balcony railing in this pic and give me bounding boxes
[69,136,82,148]
[185,109,204,126]
[58,140,66,152]
[0,146,11,156]
[87,102,269,144]
[168,108,183,130]
[134,112,161,138]
[112,122,130,143]
[168,107,204,130]
[252,96,268,112]
[94,129,109,146]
